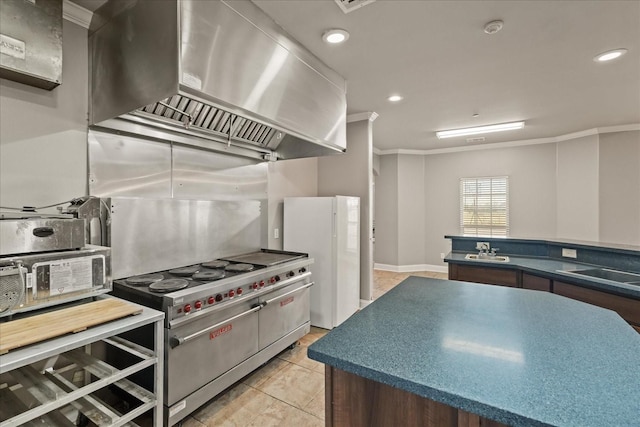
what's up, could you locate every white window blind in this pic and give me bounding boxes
[460,176,509,237]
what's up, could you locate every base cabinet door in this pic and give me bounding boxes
[325,366,507,427]
[522,273,551,292]
[554,281,640,328]
[449,264,519,288]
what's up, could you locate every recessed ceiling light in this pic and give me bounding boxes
[594,48,628,62]
[322,29,350,44]
[436,121,525,139]
[388,95,403,102]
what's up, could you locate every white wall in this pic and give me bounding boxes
[397,154,426,266]
[374,155,398,265]
[599,130,640,244]
[0,21,88,211]
[556,134,599,241]
[425,142,558,266]
[267,158,318,250]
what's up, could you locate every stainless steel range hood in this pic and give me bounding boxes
[88,0,347,161]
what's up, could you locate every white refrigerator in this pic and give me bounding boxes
[284,196,360,329]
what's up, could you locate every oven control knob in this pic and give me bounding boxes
[237,287,243,295]
[208,296,215,305]
[194,300,202,310]
[299,267,307,273]
[184,304,192,313]
[215,294,223,302]
[275,275,281,282]
[287,271,295,278]
[269,277,276,284]
[259,280,265,287]
[252,282,258,290]
[229,289,235,298]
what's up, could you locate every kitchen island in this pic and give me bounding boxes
[307,277,640,427]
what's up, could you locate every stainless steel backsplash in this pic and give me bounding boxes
[88,129,268,279]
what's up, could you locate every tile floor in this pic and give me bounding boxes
[175,269,447,427]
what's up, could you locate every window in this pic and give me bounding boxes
[460,176,509,237]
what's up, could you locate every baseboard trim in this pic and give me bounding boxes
[360,299,372,309]
[374,263,448,274]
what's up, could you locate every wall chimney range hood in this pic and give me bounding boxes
[89,0,347,161]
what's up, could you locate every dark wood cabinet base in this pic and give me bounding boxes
[325,366,507,427]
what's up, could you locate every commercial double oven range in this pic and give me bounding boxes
[111,249,313,426]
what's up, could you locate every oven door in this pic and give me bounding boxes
[258,280,313,350]
[166,298,260,405]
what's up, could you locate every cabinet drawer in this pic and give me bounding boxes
[449,264,519,288]
[522,273,551,292]
[554,281,640,326]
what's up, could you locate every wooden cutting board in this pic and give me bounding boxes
[0,299,142,354]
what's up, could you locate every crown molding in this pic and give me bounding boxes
[348,112,379,123]
[63,0,93,29]
[375,124,640,156]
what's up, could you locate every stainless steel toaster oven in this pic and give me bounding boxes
[0,215,111,317]
[0,245,112,317]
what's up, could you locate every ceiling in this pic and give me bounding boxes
[72,0,640,152]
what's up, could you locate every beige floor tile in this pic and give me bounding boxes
[302,386,325,420]
[298,326,329,347]
[255,362,324,409]
[191,383,275,426]
[241,356,291,388]
[246,398,323,427]
[278,342,325,373]
[180,416,206,427]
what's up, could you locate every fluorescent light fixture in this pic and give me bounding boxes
[594,48,628,62]
[436,121,525,139]
[387,94,403,102]
[322,29,350,44]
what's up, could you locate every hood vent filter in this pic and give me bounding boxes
[134,95,278,148]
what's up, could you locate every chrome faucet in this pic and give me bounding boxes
[478,243,490,257]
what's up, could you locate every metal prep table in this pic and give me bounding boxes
[0,295,164,427]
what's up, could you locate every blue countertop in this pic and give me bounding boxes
[445,252,640,299]
[308,277,640,427]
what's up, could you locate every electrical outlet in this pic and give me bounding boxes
[562,248,577,258]
[475,241,490,250]
[440,252,445,259]
[274,228,279,239]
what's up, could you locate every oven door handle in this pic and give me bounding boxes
[169,304,262,348]
[262,282,314,306]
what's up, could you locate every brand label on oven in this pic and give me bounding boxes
[210,324,232,340]
[280,296,294,307]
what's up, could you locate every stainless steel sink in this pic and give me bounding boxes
[562,268,640,284]
[465,254,510,262]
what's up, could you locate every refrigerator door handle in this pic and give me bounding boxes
[332,211,337,238]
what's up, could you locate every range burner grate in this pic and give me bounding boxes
[169,265,200,276]
[192,270,226,281]
[126,273,165,286]
[149,278,189,293]
[201,260,229,269]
